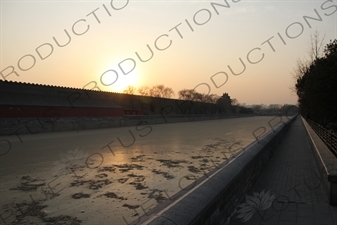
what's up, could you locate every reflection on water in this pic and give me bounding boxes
[0,117,286,224]
[90,135,247,223]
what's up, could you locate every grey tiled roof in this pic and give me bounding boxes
[0,81,122,109]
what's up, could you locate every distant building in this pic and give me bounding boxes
[217,93,233,115]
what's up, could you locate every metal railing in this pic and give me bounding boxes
[307,119,337,157]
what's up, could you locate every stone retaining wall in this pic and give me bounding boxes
[0,114,254,135]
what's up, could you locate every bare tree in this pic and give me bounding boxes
[193,92,203,102]
[202,94,220,103]
[290,58,310,94]
[162,86,175,98]
[149,84,175,98]
[178,89,219,103]
[308,30,326,62]
[123,85,136,94]
[178,89,195,100]
[138,86,150,96]
[290,30,325,94]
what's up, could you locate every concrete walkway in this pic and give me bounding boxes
[229,117,337,225]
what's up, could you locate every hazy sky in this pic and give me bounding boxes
[1,0,336,105]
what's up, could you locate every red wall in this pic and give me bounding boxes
[0,106,124,118]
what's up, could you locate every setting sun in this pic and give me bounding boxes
[100,59,141,93]
[110,70,139,93]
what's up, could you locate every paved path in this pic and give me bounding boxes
[229,117,337,225]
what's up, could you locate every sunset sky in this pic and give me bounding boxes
[1,0,336,105]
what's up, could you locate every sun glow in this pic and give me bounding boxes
[101,60,141,93]
[111,71,139,93]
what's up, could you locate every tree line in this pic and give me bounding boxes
[122,85,297,116]
[123,85,174,98]
[294,36,337,128]
[123,85,224,104]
